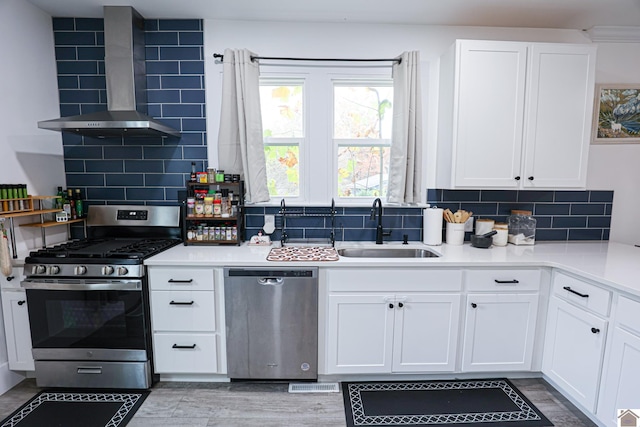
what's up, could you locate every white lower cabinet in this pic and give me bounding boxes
[542,272,611,413]
[597,296,640,427]
[324,268,463,375]
[148,266,224,375]
[1,268,34,371]
[326,293,461,374]
[462,293,539,372]
[461,268,541,372]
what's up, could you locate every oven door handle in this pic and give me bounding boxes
[21,279,142,291]
[77,366,103,375]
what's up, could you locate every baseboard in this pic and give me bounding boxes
[0,361,26,396]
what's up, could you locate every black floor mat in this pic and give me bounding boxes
[342,378,553,427]
[0,389,149,427]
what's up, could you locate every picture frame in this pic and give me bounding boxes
[592,84,640,144]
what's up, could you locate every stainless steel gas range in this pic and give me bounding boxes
[21,205,181,389]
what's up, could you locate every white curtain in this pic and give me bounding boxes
[218,48,270,203]
[387,51,423,204]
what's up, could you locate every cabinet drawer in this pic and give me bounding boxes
[327,269,462,292]
[552,271,611,317]
[153,333,218,374]
[149,267,214,291]
[616,296,640,335]
[465,269,541,292]
[151,291,216,332]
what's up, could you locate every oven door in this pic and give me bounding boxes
[23,279,150,361]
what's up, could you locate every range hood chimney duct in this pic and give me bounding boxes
[38,6,180,138]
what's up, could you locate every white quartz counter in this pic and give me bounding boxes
[145,241,640,298]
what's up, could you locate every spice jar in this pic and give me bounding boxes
[215,169,225,183]
[213,198,222,217]
[195,198,205,217]
[186,198,195,217]
[204,196,214,217]
[508,210,536,245]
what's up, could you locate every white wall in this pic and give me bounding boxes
[0,0,65,394]
[204,20,640,244]
[0,0,67,257]
[586,42,640,245]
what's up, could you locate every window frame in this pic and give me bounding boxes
[259,65,393,206]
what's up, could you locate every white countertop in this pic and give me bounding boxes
[144,241,640,298]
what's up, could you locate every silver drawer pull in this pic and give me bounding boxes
[169,300,195,305]
[77,367,102,375]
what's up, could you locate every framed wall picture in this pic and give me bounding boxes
[592,84,640,144]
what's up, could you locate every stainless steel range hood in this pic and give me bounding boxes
[38,6,180,139]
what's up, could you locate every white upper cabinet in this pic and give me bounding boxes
[437,40,597,190]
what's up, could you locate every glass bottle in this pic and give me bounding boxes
[74,188,84,218]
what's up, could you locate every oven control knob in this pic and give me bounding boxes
[117,267,129,276]
[74,265,87,275]
[102,266,115,276]
[48,265,60,275]
[33,265,46,275]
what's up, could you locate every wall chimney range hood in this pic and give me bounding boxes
[38,6,180,139]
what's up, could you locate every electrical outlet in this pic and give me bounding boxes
[263,214,275,234]
[464,217,474,232]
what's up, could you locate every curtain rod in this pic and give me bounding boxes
[213,53,401,64]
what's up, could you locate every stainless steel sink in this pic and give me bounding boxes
[337,247,440,258]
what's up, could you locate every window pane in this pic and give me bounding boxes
[260,84,304,138]
[265,145,300,197]
[337,146,390,197]
[334,85,393,139]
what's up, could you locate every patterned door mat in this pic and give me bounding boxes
[0,390,149,427]
[267,246,339,261]
[342,379,553,427]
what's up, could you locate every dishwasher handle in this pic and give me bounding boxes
[258,277,284,286]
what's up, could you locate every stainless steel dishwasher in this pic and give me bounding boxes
[224,267,318,380]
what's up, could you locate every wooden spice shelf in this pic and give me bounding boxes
[20,218,86,228]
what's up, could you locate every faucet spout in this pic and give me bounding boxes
[371,198,384,244]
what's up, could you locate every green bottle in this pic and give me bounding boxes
[74,189,84,218]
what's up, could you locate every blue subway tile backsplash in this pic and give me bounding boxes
[53,17,206,208]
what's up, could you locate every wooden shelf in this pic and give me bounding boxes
[0,208,61,219]
[0,195,86,258]
[20,218,85,228]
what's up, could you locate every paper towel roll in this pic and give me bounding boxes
[423,208,443,245]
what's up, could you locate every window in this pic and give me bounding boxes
[260,67,392,204]
[334,81,393,198]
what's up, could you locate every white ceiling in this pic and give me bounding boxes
[25,0,640,30]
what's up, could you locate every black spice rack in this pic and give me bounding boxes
[278,198,337,247]
[183,180,245,246]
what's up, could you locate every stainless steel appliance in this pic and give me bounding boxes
[224,267,318,380]
[22,205,181,389]
[37,6,180,138]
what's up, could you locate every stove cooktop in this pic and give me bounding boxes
[26,238,181,264]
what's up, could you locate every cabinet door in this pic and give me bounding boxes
[543,296,607,411]
[1,289,35,371]
[522,44,596,189]
[597,327,640,427]
[462,293,538,372]
[326,294,394,374]
[453,40,527,188]
[392,293,461,372]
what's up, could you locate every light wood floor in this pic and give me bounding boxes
[0,378,597,426]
